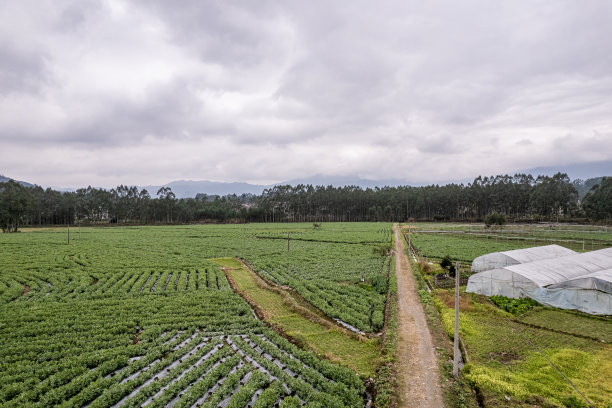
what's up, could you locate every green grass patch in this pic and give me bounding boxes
[433,291,612,407]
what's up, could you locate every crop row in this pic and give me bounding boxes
[1,327,364,407]
[0,267,231,304]
[248,244,391,332]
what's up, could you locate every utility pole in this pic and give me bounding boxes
[453,261,460,377]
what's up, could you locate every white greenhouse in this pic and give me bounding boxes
[471,244,576,273]
[466,247,612,315]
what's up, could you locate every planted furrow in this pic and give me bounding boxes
[139,273,153,292]
[139,340,224,407]
[149,273,163,292]
[174,272,181,290]
[108,334,206,407]
[162,273,173,291]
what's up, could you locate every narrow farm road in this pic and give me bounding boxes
[394,223,444,408]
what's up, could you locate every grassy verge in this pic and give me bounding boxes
[439,293,612,407]
[375,239,399,407]
[428,289,612,407]
[211,257,380,378]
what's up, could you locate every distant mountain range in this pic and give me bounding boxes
[524,159,612,181]
[2,159,611,198]
[142,176,412,198]
[0,174,34,188]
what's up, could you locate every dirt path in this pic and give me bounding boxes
[394,223,444,407]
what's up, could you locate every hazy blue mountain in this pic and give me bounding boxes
[142,176,417,198]
[0,174,35,188]
[142,180,270,198]
[572,177,605,199]
[525,159,612,180]
[279,175,413,189]
[7,159,612,198]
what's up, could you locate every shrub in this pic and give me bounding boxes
[489,295,539,315]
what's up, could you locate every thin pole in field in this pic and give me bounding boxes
[453,261,460,377]
[287,231,290,252]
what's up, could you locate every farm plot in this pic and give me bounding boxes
[407,223,612,263]
[0,290,365,407]
[0,224,387,407]
[247,228,392,333]
[432,291,612,407]
[407,224,612,407]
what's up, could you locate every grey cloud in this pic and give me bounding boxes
[1,0,612,188]
[0,39,50,94]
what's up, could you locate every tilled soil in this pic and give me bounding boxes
[394,224,444,407]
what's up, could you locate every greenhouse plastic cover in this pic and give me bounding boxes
[466,247,612,315]
[548,269,612,294]
[471,244,577,273]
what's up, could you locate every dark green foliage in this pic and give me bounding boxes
[0,180,33,232]
[582,177,612,221]
[371,275,389,295]
[490,295,539,315]
[484,212,507,228]
[0,171,588,227]
[529,173,578,219]
[373,244,392,256]
[440,255,456,277]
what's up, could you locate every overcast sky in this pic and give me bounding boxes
[1,0,611,188]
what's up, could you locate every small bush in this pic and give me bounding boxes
[418,260,432,274]
[440,255,456,277]
[484,212,507,228]
[490,295,539,315]
[373,244,392,256]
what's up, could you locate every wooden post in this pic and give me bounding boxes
[287,231,290,252]
[453,261,460,377]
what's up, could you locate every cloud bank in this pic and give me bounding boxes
[1,0,611,188]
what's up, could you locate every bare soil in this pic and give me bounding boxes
[394,224,444,407]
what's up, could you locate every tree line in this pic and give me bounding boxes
[1,172,611,232]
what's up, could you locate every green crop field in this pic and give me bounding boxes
[407,223,612,263]
[0,223,392,407]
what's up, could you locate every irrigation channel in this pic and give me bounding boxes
[394,224,444,408]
